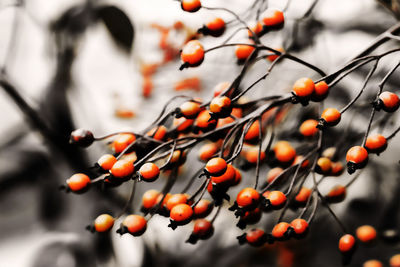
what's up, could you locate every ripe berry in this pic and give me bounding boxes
[120,215,147,236]
[378,91,400,112]
[181,0,201,12]
[365,134,387,154]
[295,187,312,203]
[205,157,227,176]
[267,47,284,62]
[245,148,266,164]
[94,214,114,232]
[178,101,202,119]
[312,81,329,101]
[231,167,242,186]
[292,77,315,99]
[138,163,160,182]
[292,155,310,168]
[199,142,219,161]
[319,108,341,127]
[97,154,117,171]
[390,254,400,267]
[213,81,231,97]
[210,96,232,118]
[193,199,213,218]
[356,225,377,243]
[236,188,260,210]
[327,185,346,200]
[244,120,261,142]
[196,110,217,132]
[245,229,267,246]
[147,125,167,141]
[290,218,309,235]
[181,40,204,68]
[110,159,135,178]
[338,234,356,253]
[299,119,319,137]
[315,157,332,174]
[193,219,214,239]
[170,203,193,223]
[330,162,344,176]
[346,146,368,174]
[66,173,91,193]
[266,167,284,183]
[203,17,225,37]
[173,117,194,132]
[235,44,255,61]
[166,194,188,211]
[265,190,287,207]
[248,21,263,37]
[363,260,383,267]
[239,208,262,228]
[211,164,236,187]
[272,222,291,239]
[273,141,296,164]
[113,133,136,153]
[70,129,94,147]
[261,8,284,28]
[142,189,161,210]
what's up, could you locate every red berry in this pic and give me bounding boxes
[248,21,263,37]
[293,78,315,98]
[196,110,217,131]
[193,199,213,218]
[147,126,167,141]
[290,218,309,235]
[211,164,236,187]
[173,117,194,132]
[170,203,193,222]
[320,108,341,127]
[94,214,114,232]
[356,225,377,243]
[265,190,287,207]
[267,47,284,62]
[142,189,161,210]
[272,222,290,239]
[110,159,135,178]
[181,0,201,12]
[205,157,227,176]
[378,91,400,112]
[244,120,261,142]
[365,134,387,154]
[97,154,117,170]
[327,185,346,199]
[346,146,368,173]
[273,141,296,164]
[138,163,160,182]
[246,229,267,246]
[231,167,242,186]
[193,219,214,239]
[338,234,356,252]
[235,44,255,61]
[330,162,344,176]
[295,187,312,203]
[181,40,204,67]
[166,194,188,211]
[113,133,136,153]
[121,215,147,236]
[66,173,91,192]
[312,81,329,101]
[205,17,225,37]
[236,188,260,210]
[245,148,266,164]
[261,8,284,28]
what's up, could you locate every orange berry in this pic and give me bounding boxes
[122,215,147,236]
[235,44,255,61]
[236,188,260,209]
[199,143,219,161]
[245,148,266,164]
[205,17,225,37]
[97,154,117,170]
[244,120,261,141]
[213,81,231,97]
[363,260,382,267]
[231,167,242,186]
[365,134,387,154]
[356,225,377,243]
[179,101,202,119]
[142,189,161,209]
[66,173,91,192]
[193,219,214,239]
[299,119,319,137]
[293,78,315,98]
[327,185,346,199]
[147,126,167,141]
[205,157,227,176]
[173,117,194,132]
[110,159,135,178]
[261,8,284,28]
[378,91,400,112]
[246,229,267,246]
[267,47,284,62]
[316,157,332,174]
[338,234,356,252]
[274,141,296,164]
[248,21,263,37]
[94,214,114,232]
[216,116,235,129]
[267,167,284,183]
[181,40,204,67]
[196,110,217,131]
[292,155,310,168]
[266,190,287,207]
[346,146,368,173]
[211,164,236,186]
[138,163,160,182]
[290,218,309,235]
[113,133,136,153]
[295,187,312,203]
[272,222,290,239]
[166,194,188,211]
[390,254,400,267]
[312,81,329,101]
[330,162,344,176]
[320,108,341,127]
[170,203,193,222]
[210,96,232,117]
[193,199,213,218]
[181,0,201,12]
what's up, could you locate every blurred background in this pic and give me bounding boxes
[1,0,400,266]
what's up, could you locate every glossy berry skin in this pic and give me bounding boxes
[299,119,319,137]
[179,101,201,119]
[315,157,332,174]
[356,225,377,243]
[273,141,296,164]
[110,159,135,178]
[235,44,255,61]
[365,134,387,154]
[70,129,94,147]
[390,254,400,267]
[66,173,91,192]
[181,0,201,12]
[113,133,136,153]
[166,194,188,211]
[142,189,161,210]
[292,78,315,98]
[181,40,204,67]
[196,110,217,132]
[204,17,225,37]
[210,96,232,118]
[338,234,355,253]
[193,199,213,218]
[244,120,261,142]
[320,108,341,127]
[121,215,147,236]
[97,154,117,171]
[261,8,284,28]
[211,164,236,187]
[138,163,160,182]
[246,229,267,247]
[272,222,291,239]
[266,167,283,184]
[295,187,312,203]
[193,219,214,239]
[290,218,309,235]
[205,157,227,176]
[170,203,193,222]
[363,260,382,267]
[236,188,260,210]
[265,190,287,207]
[312,81,329,101]
[378,91,400,112]
[346,146,368,173]
[147,126,167,141]
[94,214,114,232]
